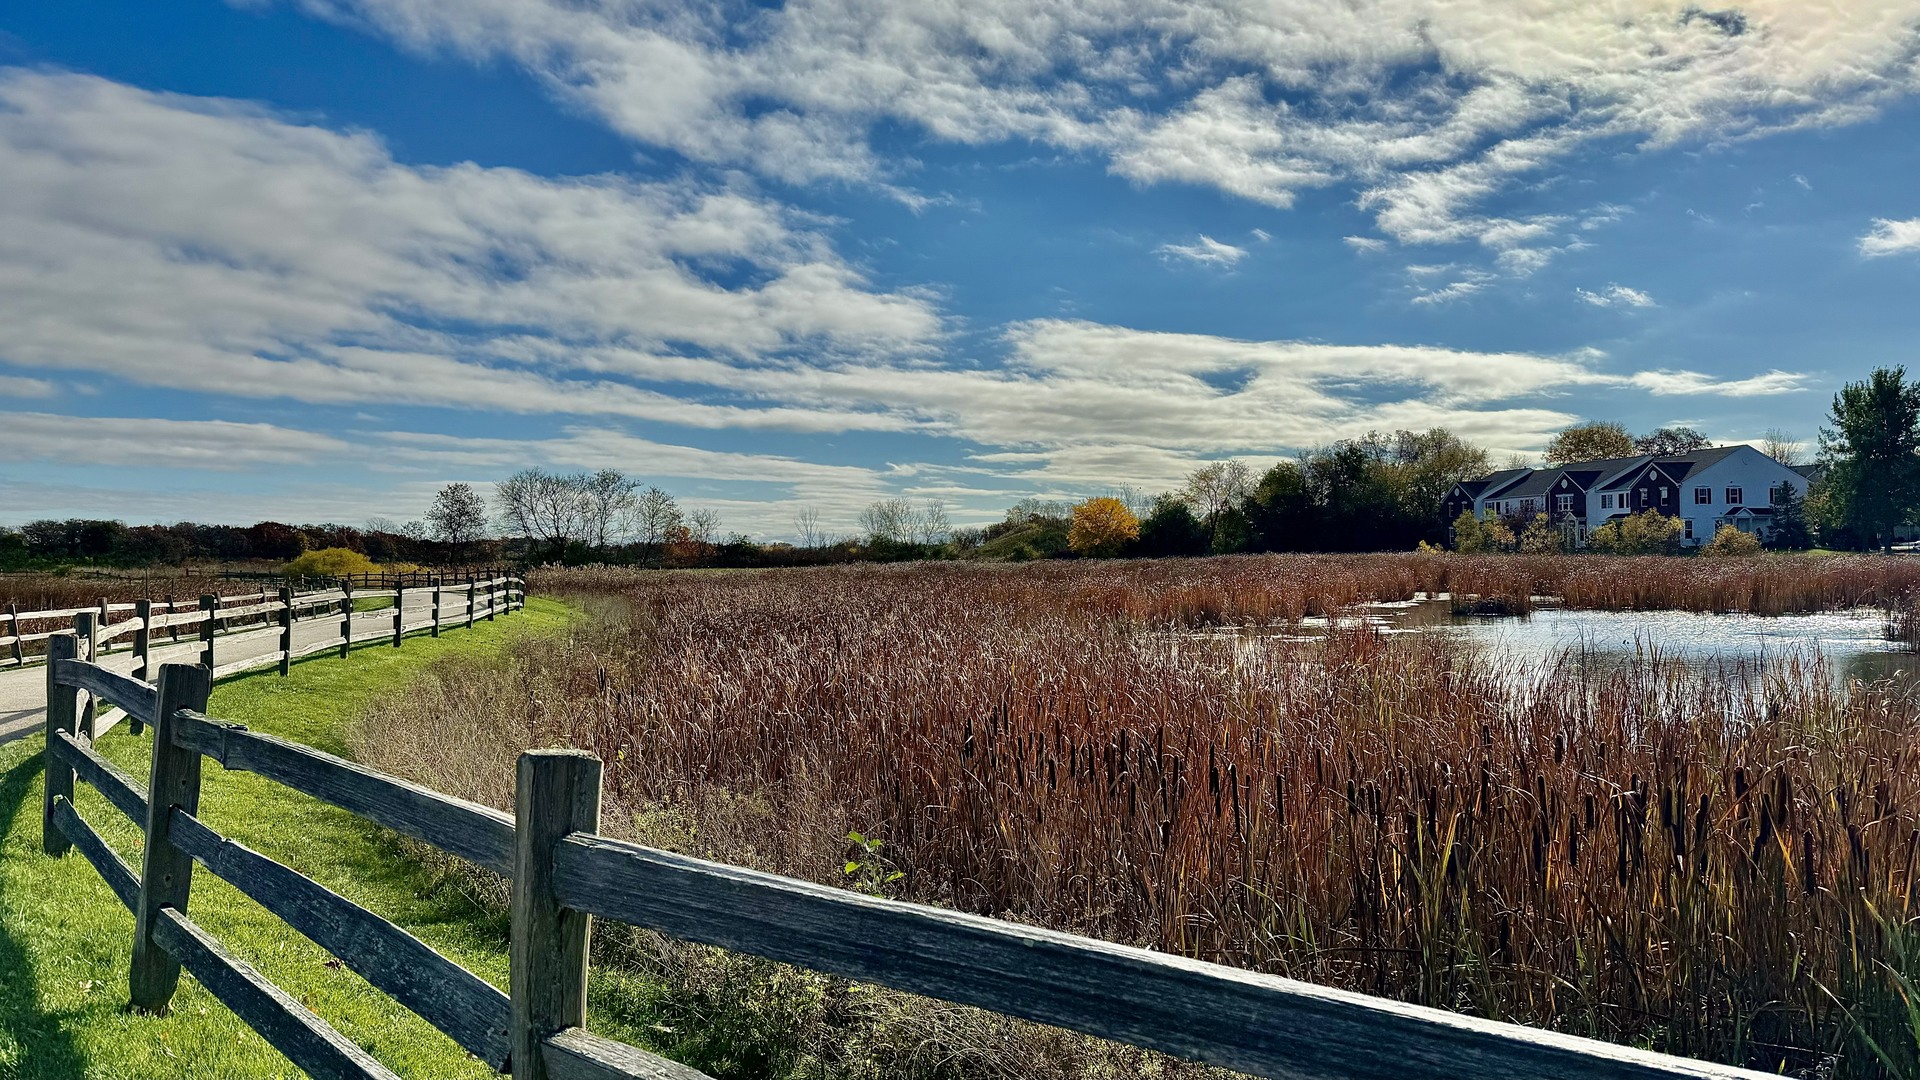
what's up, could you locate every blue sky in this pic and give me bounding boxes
[3,0,1919,539]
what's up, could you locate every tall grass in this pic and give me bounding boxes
[365,560,1920,1077]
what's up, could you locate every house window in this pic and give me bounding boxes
[1764,486,1775,505]
[1659,487,1669,500]
[1521,498,1537,514]
[1726,486,1743,505]
[1695,487,1711,504]
[1685,519,1694,540]
[1601,493,1614,509]
[1555,494,1574,513]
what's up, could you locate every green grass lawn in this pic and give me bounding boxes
[0,597,575,1080]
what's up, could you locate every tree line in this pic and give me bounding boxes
[7,368,1917,570]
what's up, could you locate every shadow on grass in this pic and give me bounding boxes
[0,753,86,1080]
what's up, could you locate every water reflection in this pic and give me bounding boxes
[1363,599,1916,686]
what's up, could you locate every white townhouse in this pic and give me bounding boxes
[1443,445,1810,548]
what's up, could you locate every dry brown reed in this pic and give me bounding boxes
[365,559,1920,1077]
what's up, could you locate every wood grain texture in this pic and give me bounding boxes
[51,796,140,911]
[132,599,152,733]
[199,595,217,670]
[339,583,353,660]
[541,1028,713,1080]
[172,711,516,875]
[42,634,79,857]
[131,662,212,1013]
[511,751,603,1080]
[73,611,98,740]
[50,729,149,826]
[167,807,512,1067]
[52,659,157,727]
[552,835,1772,1080]
[151,907,403,1080]
[279,586,293,677]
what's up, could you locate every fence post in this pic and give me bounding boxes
[42,634,79,857]
[73,611,98,740]
[131,599,152,735]
[466,577,476,631]
[431,578,442,638]
[6,602,20,666]
[510,750,603,1080]
[392,584,405,647]
[199,595,217,670]
[278,586,293,676]
[167,594,179,642]
[130,662,213,1013]
[339,580,353,659]
[485,576,497,622]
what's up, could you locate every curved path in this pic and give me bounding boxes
[0,591,462,748]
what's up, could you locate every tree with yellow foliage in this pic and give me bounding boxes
[1068,497,1140,557]
[283,547,379,579]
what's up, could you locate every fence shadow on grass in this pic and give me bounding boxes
[0,754,86,1080]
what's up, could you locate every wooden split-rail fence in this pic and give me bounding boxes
[40,635,1776,1080]
[4,575,520,699]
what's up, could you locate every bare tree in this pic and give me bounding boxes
[1761,428,1805,466]
[685,508,721,547]
[860,498,914,543]
[910,499,953,545]
[1181,460,1254,523]
[495,469,587,556]
[632,486,682,564]
[427,482,488,561]
[581,468,641,549]
[793,506,824,548]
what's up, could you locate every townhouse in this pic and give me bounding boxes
[1444,445,1809,548]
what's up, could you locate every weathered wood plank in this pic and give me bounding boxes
[52,659,157,727]
[279,585,293,676]
[198,595,217,670]
[131,663,213,1013]
[43,634,79,857]
[132,599,152,733]
[172,712,515,875]
[96,616,145,643]
[512,751,601,1080]
[168,808,512,1067]
[151,907,402,1080]
[541,1028,712,1080]
[211,656,276,681]
[553,835,1771,1080]
[50,796,140,911]
[50,730,149,826]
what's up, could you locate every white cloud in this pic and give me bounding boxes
[1576,283,1657,307]
[1156,234,1248,267]
[1407,265,1494,305]
[1860,217,1920,256]
[0,375,56,398]
[1344,236,1387,253]
[290,0,1920,265]
[0,412,349,468]
[0,69,941,429]
[1626,370,1808,396]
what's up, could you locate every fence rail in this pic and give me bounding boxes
[38,628,1776,1080]
[2,571,519,670]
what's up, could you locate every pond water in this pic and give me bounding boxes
[1346,598,1918,685]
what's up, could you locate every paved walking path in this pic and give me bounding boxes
[0,591,463,748]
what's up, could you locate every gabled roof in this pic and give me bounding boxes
[1489,468,1575,500]
[1464,445,1780,502]
[1474,468,1533,501]
[1597,446,1745,490]
[1791,462,1828,481]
